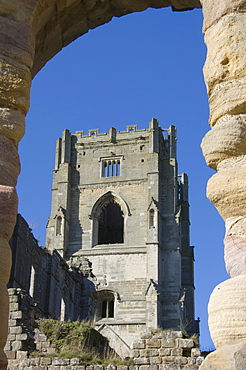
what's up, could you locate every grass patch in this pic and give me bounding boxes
[33,319,133,365]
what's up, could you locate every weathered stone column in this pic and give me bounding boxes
[200,1,246,368]
[0,2,35,368]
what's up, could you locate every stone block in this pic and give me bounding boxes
[9,319,17,327]
[16,358,30,366]
[40,341,51,348]
[159,348,171,357]
[130,349,140,358]
[146,339,161,348]
[174,356,188,365]
[196,356,204,366]
[7,334,16,341]
[11,310,23,320]
[47,347,57,354]
[71,358,80,365]
[9,294,19,303]
[117,366,128,370]
[141,333,152,340]
[9,326,23,334]
[171,348,183,356]
[11,340,22,351]
[30,357,41,365]
[4,350,16,359]
[8,288,17,295]
[134,357,150,365]
[129,366,139,370]
[106,365,116,370]
[140,349,159,357]
[7,359,20,367]
[16,333,28,341]
[35,333,47,342]
[187,357,196,365]
[36,342,42,350]
[9,302,19,311]
[162,356,176,364]
[149,356,162,364]
[52,357,70,365]
[160,364,180,370]
[154,331,182,340]
[149,366,159,370]
[175,338,194,349]
[16,350,28,359]
[139,366,150,370]
[132,340,146,349]
[161,338,175,348]
[191,348,201,357]
[4,340,11,351]
[40,357,52,365]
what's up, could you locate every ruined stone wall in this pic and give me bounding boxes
[6,329,203,369]
[4,288,43,361]
[8,214,93,322]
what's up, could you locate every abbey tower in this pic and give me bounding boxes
[46,119,198,349]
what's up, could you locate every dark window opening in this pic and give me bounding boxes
[98,202,124,244]
[149,209,155,228]
[56,216,62,235]
[108,300,114,317]
[101,299,114,318]
[102,300,107,318]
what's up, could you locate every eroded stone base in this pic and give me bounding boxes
[200,339,246,370]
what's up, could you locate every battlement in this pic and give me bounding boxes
[54,119,177,170]
[74,118,166,141]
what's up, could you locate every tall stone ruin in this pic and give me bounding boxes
[46,119,199,353]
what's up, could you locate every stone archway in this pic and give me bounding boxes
[1,0,246,368]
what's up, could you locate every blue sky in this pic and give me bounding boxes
[17,7,229,349]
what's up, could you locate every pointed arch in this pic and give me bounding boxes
[90,191,131,219]
[90,192,131,247]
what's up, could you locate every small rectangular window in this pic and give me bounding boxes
[102,158,121,177]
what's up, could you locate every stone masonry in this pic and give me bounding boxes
[4,285,203,369]
[6,328,203,369]
[8,214,94,322]
[45,120,199,355]
[2,0,246,368]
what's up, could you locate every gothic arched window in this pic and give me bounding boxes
[98,202,124,244]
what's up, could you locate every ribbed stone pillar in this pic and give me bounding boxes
[200,1,246,368]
